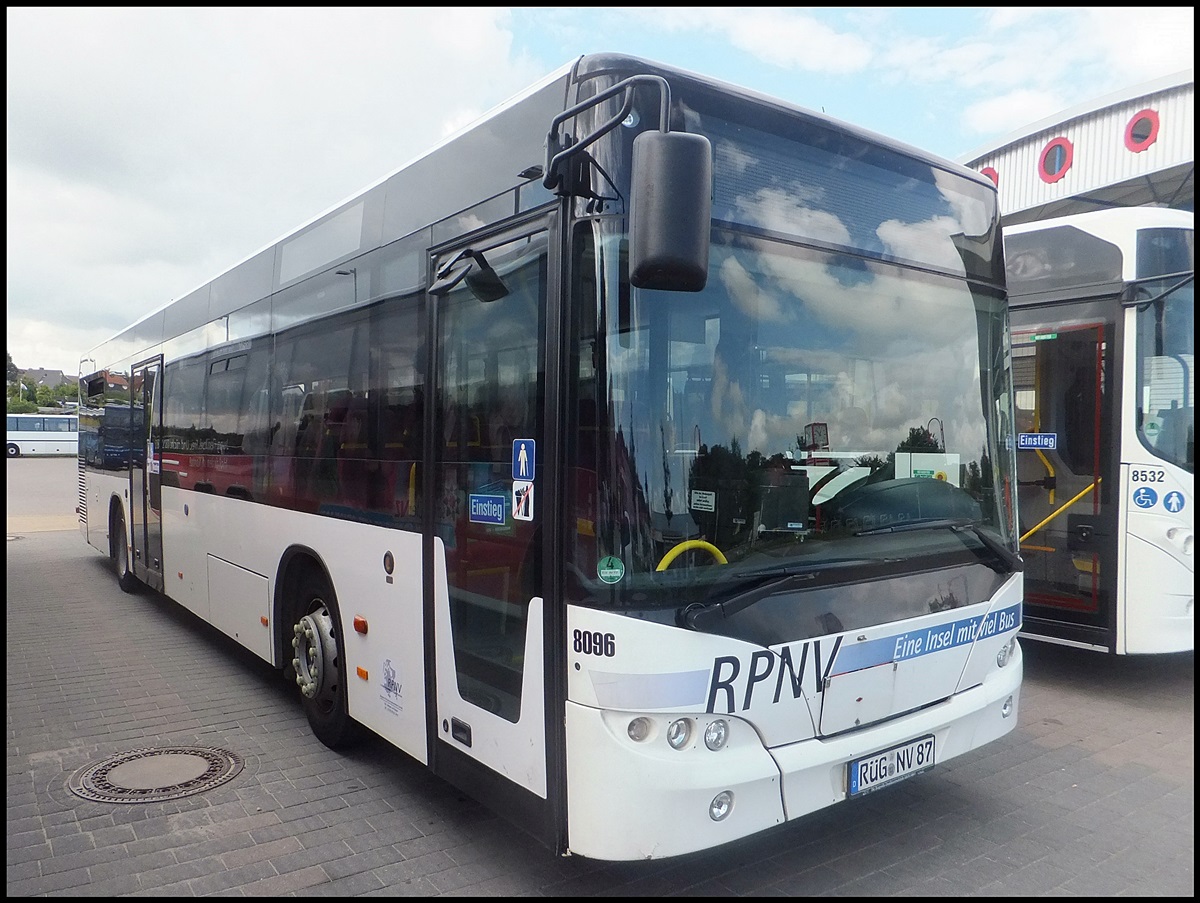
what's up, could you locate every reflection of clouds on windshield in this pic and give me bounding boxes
[877,216,967,276]
[743,243,972,351]
[932,168,991,238]
[718,255,786,323]
[706,240,988,460]
[715,140,756,177]
[748,408,770,450]
[734,187,848,245]
[709,347,749,441]
[719,184,973,343]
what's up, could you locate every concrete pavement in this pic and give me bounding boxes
[6,456,1194,896]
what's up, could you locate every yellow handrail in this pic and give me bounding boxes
[656,539,728,570]
[1020,478,1100,543]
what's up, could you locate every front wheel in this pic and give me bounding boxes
[112,507,140,593]
[6,443,19,458]
[291,568,365,749]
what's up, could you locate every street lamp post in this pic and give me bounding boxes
[336,267,358,303]
[927,416,945,451]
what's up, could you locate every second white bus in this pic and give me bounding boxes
[7,412,79,458]
[1005,206,1193,654]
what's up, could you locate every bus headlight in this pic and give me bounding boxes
[627,717,653,742]
[996,636,1017,668]
[704,719,728,750]
[666,718,691,750]
[709,790,734,821]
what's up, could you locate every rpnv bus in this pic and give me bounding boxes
[7,412,79,458]
[1005,206,1193,654]
[78,53,1022,861]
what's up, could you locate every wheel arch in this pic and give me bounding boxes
[273,544,335,669]
[107,494,129,558]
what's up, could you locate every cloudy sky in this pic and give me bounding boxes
[6,7,1194,376]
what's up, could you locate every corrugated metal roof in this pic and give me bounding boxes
[959,70,1193,225]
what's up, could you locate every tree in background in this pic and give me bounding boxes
[7,351,78,412]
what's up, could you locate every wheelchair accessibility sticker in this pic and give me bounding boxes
[1133,486,1158,508]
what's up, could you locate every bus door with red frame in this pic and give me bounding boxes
[1011,315,1117,648]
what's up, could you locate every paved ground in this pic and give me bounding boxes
[6,456,1194,896]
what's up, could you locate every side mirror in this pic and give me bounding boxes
[629,130,712,292]
[429,249,510,302]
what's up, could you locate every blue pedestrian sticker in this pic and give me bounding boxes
[1132,486,1158,509]
[512,439,536,481]
[1163,491,1185,513]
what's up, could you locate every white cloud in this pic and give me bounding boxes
[5,6,1192,375]
[873,8,1193,145]
[961,88,1068,141]
[611,7,874,74]
[6,7,544,373]
[690,8,874,73]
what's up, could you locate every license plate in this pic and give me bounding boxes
[848,734,935,796]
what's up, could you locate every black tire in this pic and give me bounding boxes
[290,567,365,749]
[6,443,19,458]
[112,507,140,594]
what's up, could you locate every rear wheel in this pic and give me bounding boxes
[291,568,364,749]
[6,443,19,458]
[112,506,140,593]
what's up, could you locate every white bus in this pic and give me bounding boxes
[1005,206,1193,654]
[78,53,1023,861]
[7,412,79,458]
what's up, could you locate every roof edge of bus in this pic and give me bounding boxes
[576,51,993,186]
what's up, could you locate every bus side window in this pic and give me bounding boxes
[294,392,322,458]
[381,400,421,459]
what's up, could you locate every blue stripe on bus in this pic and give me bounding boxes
[830,602,1022,674]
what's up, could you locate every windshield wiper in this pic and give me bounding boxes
[855,518,1023,574]
[682,558,881,630]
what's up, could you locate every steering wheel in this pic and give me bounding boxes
[656,539,728,571]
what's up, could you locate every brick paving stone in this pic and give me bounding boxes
[6,513,1194,897]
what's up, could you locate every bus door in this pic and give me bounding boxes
[130,357,165,593]
[1012,317,1117,647]
[426,216,557,830]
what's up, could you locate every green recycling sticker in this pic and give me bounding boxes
[597,555,625,584]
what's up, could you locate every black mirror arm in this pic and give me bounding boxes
[544,74,671,194]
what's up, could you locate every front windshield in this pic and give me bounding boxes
[562,79,1016,621]
[567,224,1015,611]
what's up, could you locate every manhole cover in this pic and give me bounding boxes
[68,746,243,803]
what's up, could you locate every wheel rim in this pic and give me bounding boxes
[292,603,339,710]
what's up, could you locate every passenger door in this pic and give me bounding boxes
[1011,316,1117,646]
[130,356,164,593]
[427,216,555,803]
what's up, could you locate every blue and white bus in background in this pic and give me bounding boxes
[1005,206,1193,655]
[7,412,79,458]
